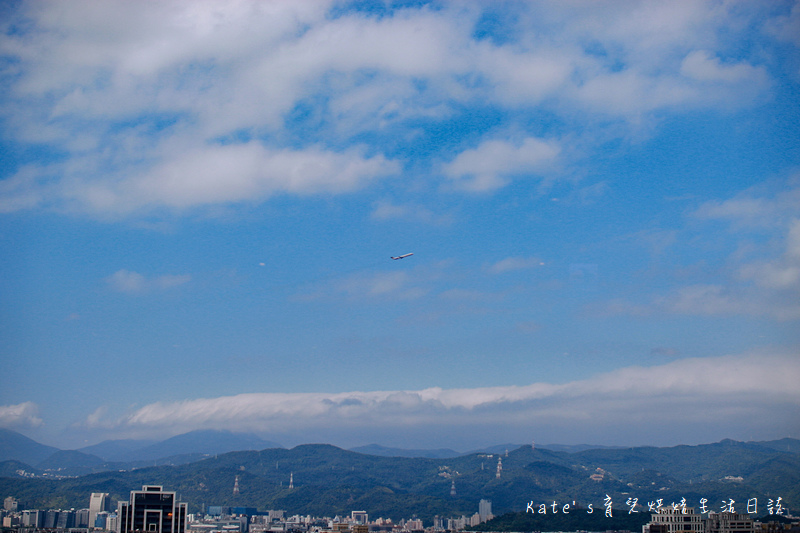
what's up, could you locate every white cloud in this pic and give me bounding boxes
[0,2,781,215]
[443,137,560,192]
[609,275,800,322]
[738,219,800,290]
[573,70,693,116]
[473,45,574,105]
[129,144,398,210]
[371,201,453,226]
[106,269,191,293]
[84,352,800,444]
[692,180,800,228]
[602,178,800,321]
[572,0,722,63]
[155,274,194,290]
[335,270,425,300]
[0,167,51,213]
[681,50,762,83]
[0,402,43,429]
[107,270,146,293]
[764,2,800,47]
[293,268,428,303]
[487,257,544,274]
[612,264,800,322]
[657,284,747,316]
[689,180,800,319]
[5,144,400,214]
[84,406,108,428]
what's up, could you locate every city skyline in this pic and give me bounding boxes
[1,1,799,450]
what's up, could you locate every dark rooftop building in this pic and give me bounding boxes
[118,485,187,533]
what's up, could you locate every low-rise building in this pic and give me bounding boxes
[643,508,705,533]
[643,509,758,533]
[707,512,755,533]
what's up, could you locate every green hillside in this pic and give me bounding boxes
[0,441,797,523]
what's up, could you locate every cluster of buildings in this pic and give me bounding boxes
[2,495,116,531]
[642,506,800,533]
[4,487,799,533]
[1,487,493,533]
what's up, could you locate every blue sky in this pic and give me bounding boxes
[1,0,799,451]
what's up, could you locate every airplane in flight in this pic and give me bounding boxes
[391,253,413,260]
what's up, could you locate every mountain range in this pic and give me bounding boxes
[0,429,628,476]
[0,430,797,523]
[0,428,282,476]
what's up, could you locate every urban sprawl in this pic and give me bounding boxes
[2,485,799,533]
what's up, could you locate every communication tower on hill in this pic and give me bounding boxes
[450,479,456,496]
[496,457,502,479]
[233,475,240,496]
[289,472,294,489]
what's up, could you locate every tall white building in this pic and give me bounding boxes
[90,493,112,529]
[478,500,493,523]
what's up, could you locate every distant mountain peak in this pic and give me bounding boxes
[350,444,462,459]
[0,428,60,466]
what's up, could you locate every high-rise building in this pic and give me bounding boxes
[117,485,187,533]
[91,492,113,528]
[22,510,45,528]
[77,509,91,528]
[479,500,492,523]
[57,510,76,529]
[44,510,59,529]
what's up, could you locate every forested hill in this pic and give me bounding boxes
[0,440,797,523]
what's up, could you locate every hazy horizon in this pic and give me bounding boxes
[7,424,797,455]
